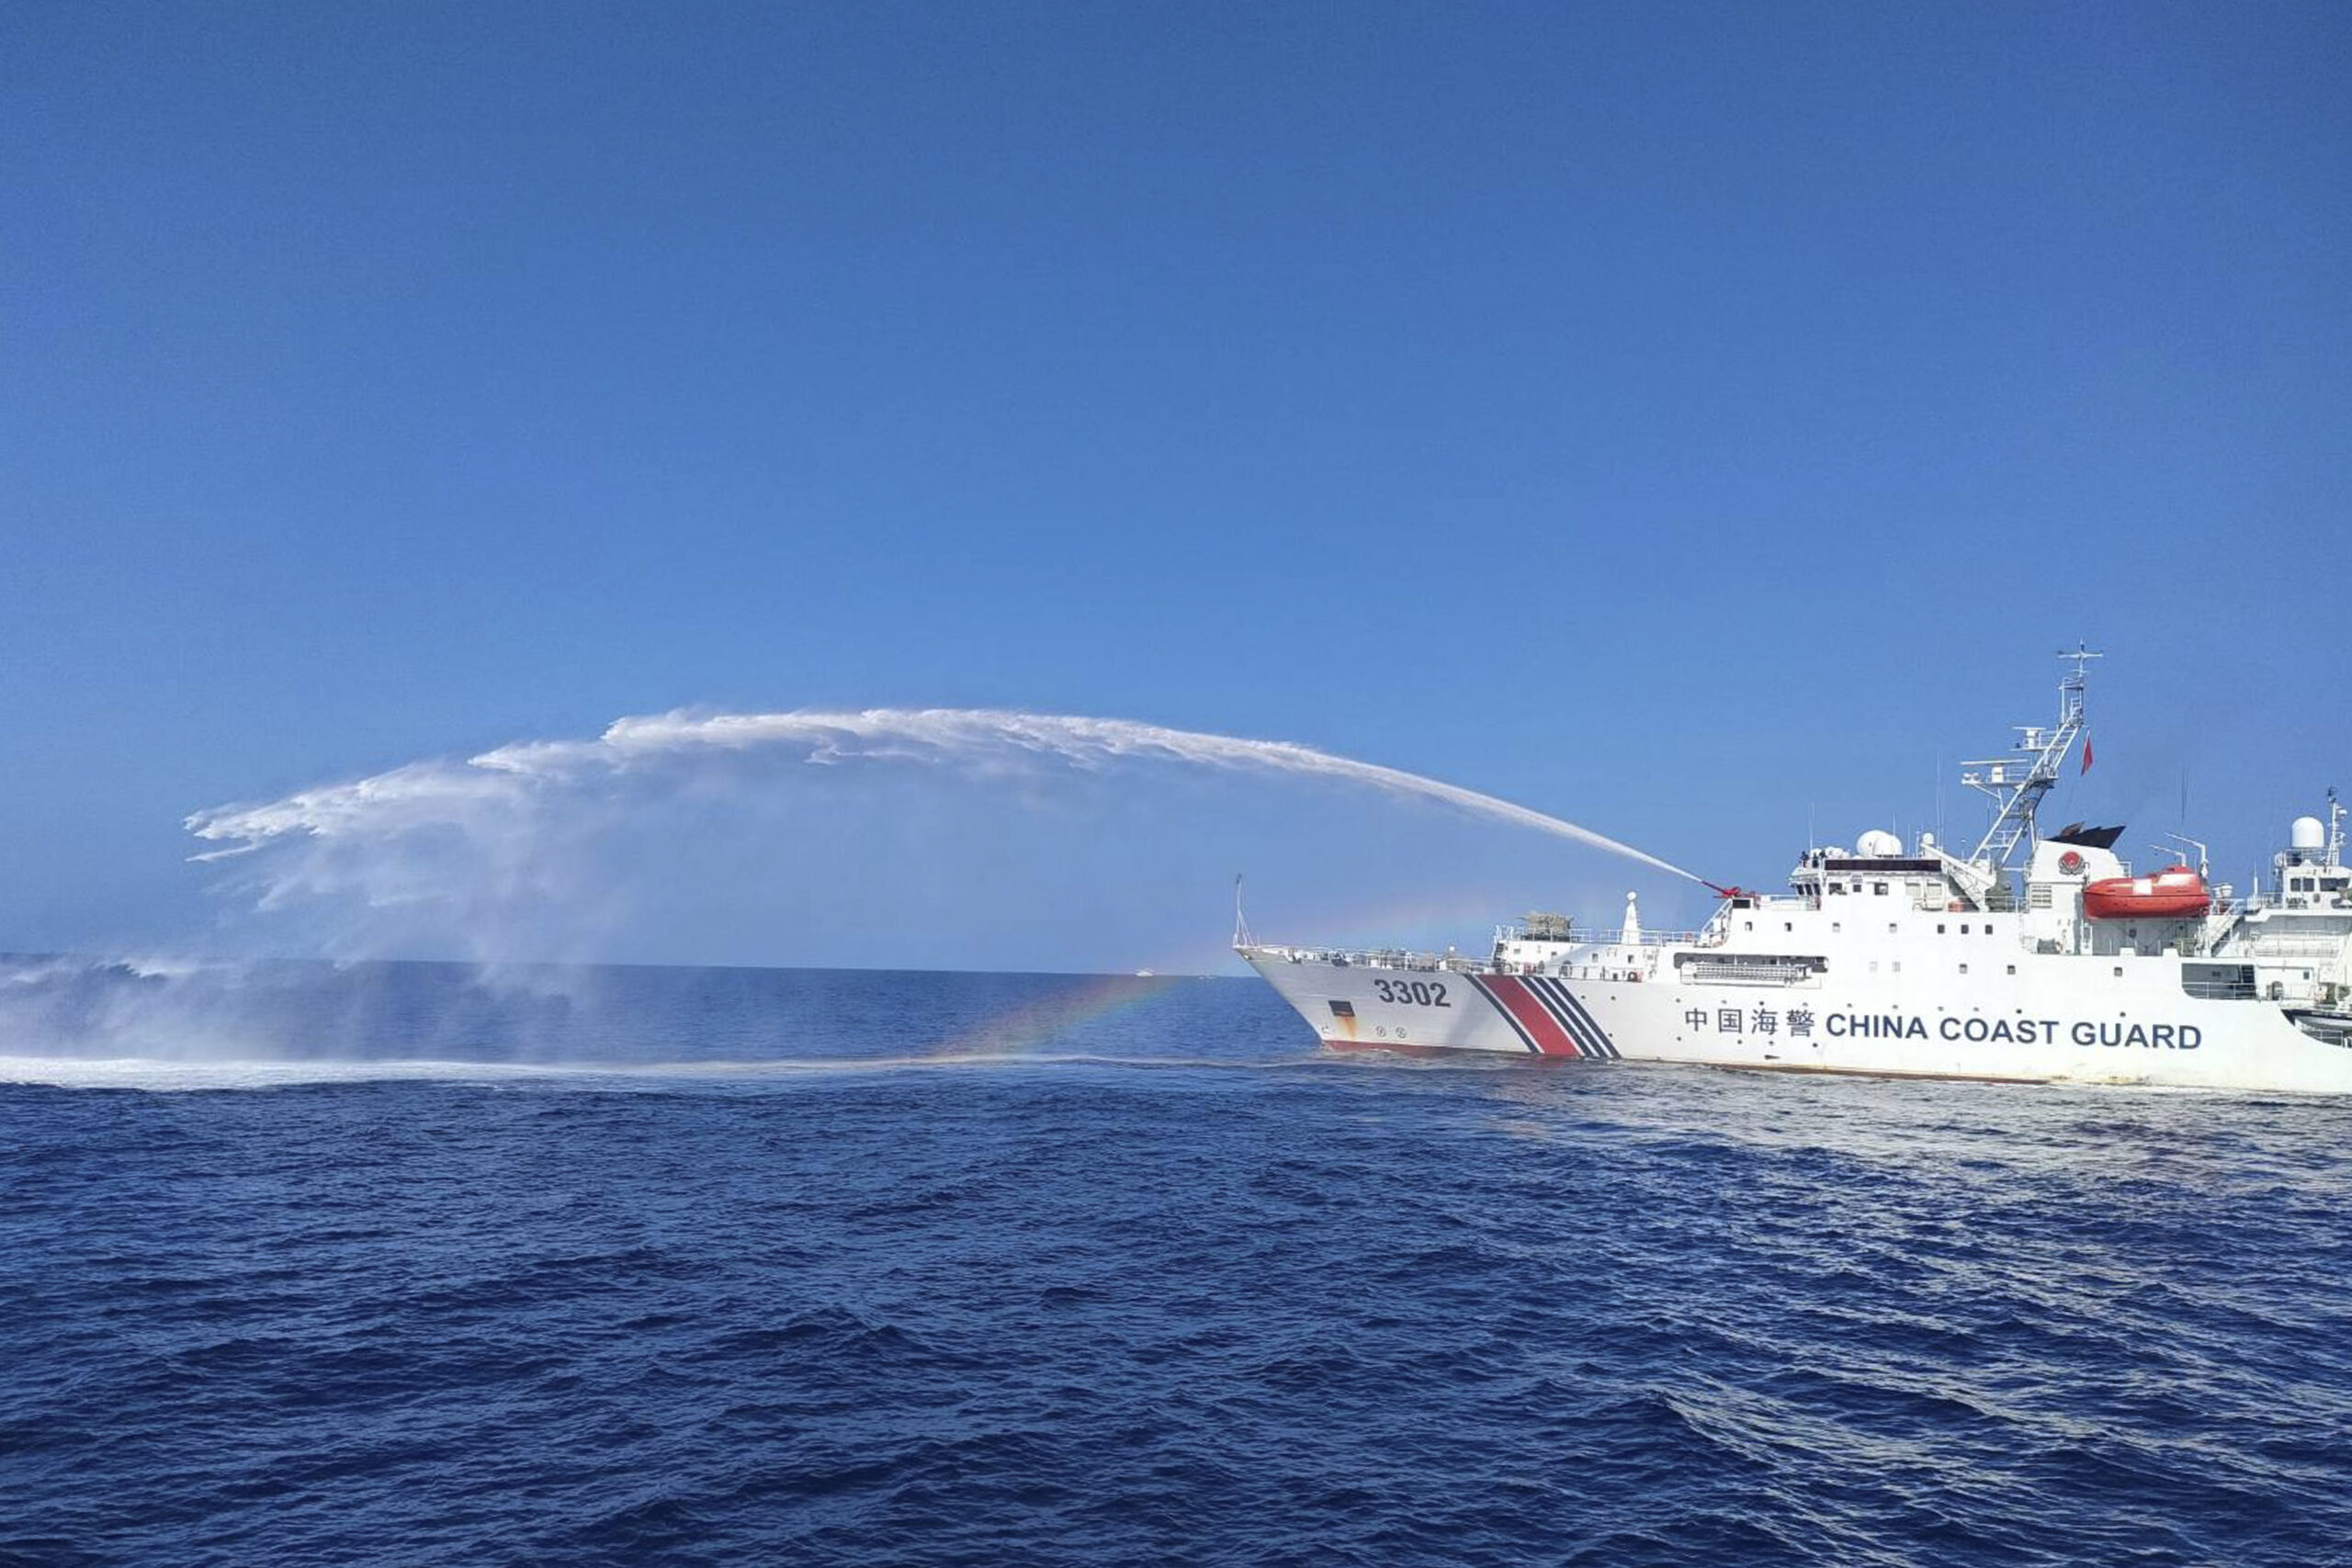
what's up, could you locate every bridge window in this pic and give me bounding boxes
[1872,883,1888,896]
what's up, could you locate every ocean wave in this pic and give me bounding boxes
[5,966,2347,1566]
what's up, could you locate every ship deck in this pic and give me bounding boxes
[1240,932,1714,975]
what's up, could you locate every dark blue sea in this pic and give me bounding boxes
[4,957,2348,1568]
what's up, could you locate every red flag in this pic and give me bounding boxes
[2081,736,2094,773]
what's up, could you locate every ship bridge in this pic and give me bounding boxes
[1787,829,1971,914]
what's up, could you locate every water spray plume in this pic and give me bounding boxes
[187,706,1702,884]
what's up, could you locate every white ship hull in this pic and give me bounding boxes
[1239,657,2352,1095]
[1242,942,2352,1094]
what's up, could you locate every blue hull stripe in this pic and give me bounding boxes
[1544,978,1622,1059]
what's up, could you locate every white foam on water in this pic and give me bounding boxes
[0,1055,572,1092]
[0,1049,1317,1093]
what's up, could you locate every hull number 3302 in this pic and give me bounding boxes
[1372,978,1451,1007]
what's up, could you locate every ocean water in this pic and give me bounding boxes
[3,959,2348,1568]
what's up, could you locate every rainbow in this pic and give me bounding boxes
[922,971,1181,1058]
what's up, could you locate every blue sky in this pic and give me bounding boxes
[4,2,2346,966]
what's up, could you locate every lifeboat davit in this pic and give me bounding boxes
[2082,866,2211,921]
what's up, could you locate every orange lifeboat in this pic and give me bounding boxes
[2082,866,2211,921]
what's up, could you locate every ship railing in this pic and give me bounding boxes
[2220,932,2351,959]
[2180,976,2259,1001]
[1494,924,1713,948]
[1246,943,1475,973]
[1255,928,1718,972]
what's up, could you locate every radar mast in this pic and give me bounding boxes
[1961,644,2099,871]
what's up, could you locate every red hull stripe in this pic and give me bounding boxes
[1465,976,1543,1054]
[1467,976,1544,1054]
[1467,982,1543,1053]
[1476,975,1582,1056]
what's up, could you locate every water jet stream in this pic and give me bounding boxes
[187,706,1702,883]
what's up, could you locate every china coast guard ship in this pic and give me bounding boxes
[1239,651,2352,1093]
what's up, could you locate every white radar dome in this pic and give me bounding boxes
[2290,817,2325,852]
[1855,829,1903,858]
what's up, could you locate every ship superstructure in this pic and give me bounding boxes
[1238,652,2352,1093]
